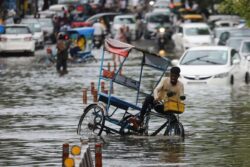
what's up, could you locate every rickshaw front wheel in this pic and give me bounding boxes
[77,104,105,137]
[164,121,185,139]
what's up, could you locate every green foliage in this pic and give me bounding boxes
[218,0,250,26]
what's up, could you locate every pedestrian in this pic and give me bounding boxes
[124,26,131,44]
[56,33,69,75]
[115,27,127,42]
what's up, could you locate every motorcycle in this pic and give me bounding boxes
[155,26,172,56]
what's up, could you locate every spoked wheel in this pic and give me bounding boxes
[119,115,144,135]
[77,104,105,137]
[120,115,134,135]
[164,121,185,139]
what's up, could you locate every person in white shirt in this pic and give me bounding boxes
[135,67,185,127]
[92,19,106,37]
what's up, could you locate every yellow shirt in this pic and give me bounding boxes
[153,77,184,102]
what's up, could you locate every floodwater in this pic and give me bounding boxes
[0,49,250,167]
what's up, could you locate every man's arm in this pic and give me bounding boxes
[153,77,165,100]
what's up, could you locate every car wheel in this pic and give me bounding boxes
[245,72,249,84]
[230,75,234,85]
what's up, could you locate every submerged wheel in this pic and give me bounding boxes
[77,104,105,137]
[230,75,234,85]
[164,121,185,139]
[245,72,249,84]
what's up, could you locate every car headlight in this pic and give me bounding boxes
[159,27,165,33]
[214,72,229,78]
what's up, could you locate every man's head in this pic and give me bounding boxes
[170,66,180,85]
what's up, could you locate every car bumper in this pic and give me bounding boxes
[0,42,35,53]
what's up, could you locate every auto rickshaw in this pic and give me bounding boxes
[178,8,205,23]
[67,27,95,62]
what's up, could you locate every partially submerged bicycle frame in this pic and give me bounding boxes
[77,38,185,138]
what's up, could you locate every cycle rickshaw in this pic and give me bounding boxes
[77,38,185,138]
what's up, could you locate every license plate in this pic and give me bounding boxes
[187,82,206,85]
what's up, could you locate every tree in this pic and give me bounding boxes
[218,0,250,26]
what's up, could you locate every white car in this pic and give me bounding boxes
[172,23,214,51]
[21,19,45,49]
[111,15,140,41]
[152,0,171,14]
[239,39,250,58]
[172,46,250,85]
[0,24,35,56]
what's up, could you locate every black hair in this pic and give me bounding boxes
[170,66,180,75]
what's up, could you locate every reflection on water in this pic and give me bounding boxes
[0,56,250,166]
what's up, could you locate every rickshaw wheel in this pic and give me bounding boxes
[164,121,185,139]
[77,104,105,137]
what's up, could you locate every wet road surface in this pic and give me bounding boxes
[0,44,250,166]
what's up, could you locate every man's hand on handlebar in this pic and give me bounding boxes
[180,95,186,100]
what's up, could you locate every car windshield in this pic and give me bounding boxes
[242,41,250,53]
[39,19,53,27]
[5,27,30,34]
[28,23,42,32]
[148,14,170,23]
[185,27,210,36]
[230,29,250,37]
[227,38,245,51]
[214,28,234,37]
[180,50,228,65]
[114,17,135,24]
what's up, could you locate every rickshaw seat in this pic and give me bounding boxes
[98,93,141,111]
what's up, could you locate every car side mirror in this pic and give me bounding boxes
[233,59,240,64]
[218,31,230,45]
[171,59,179,66]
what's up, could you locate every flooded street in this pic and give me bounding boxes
[1,48,250,167]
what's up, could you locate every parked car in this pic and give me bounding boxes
[38,18,56,43]
[70,14,89,28]
[172,46,250,85]
[226,37,250,52]
[143,12,171,39]
[81,12,119,33]
[218,28,250,45]
[239,40,250,58]
[152,0,171,14]
[214,20,239,28]
[0,24,35,56]
[111,14,141,40]
[21,19,45,49]
[213,27,236,45]
[172,23,214,51]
